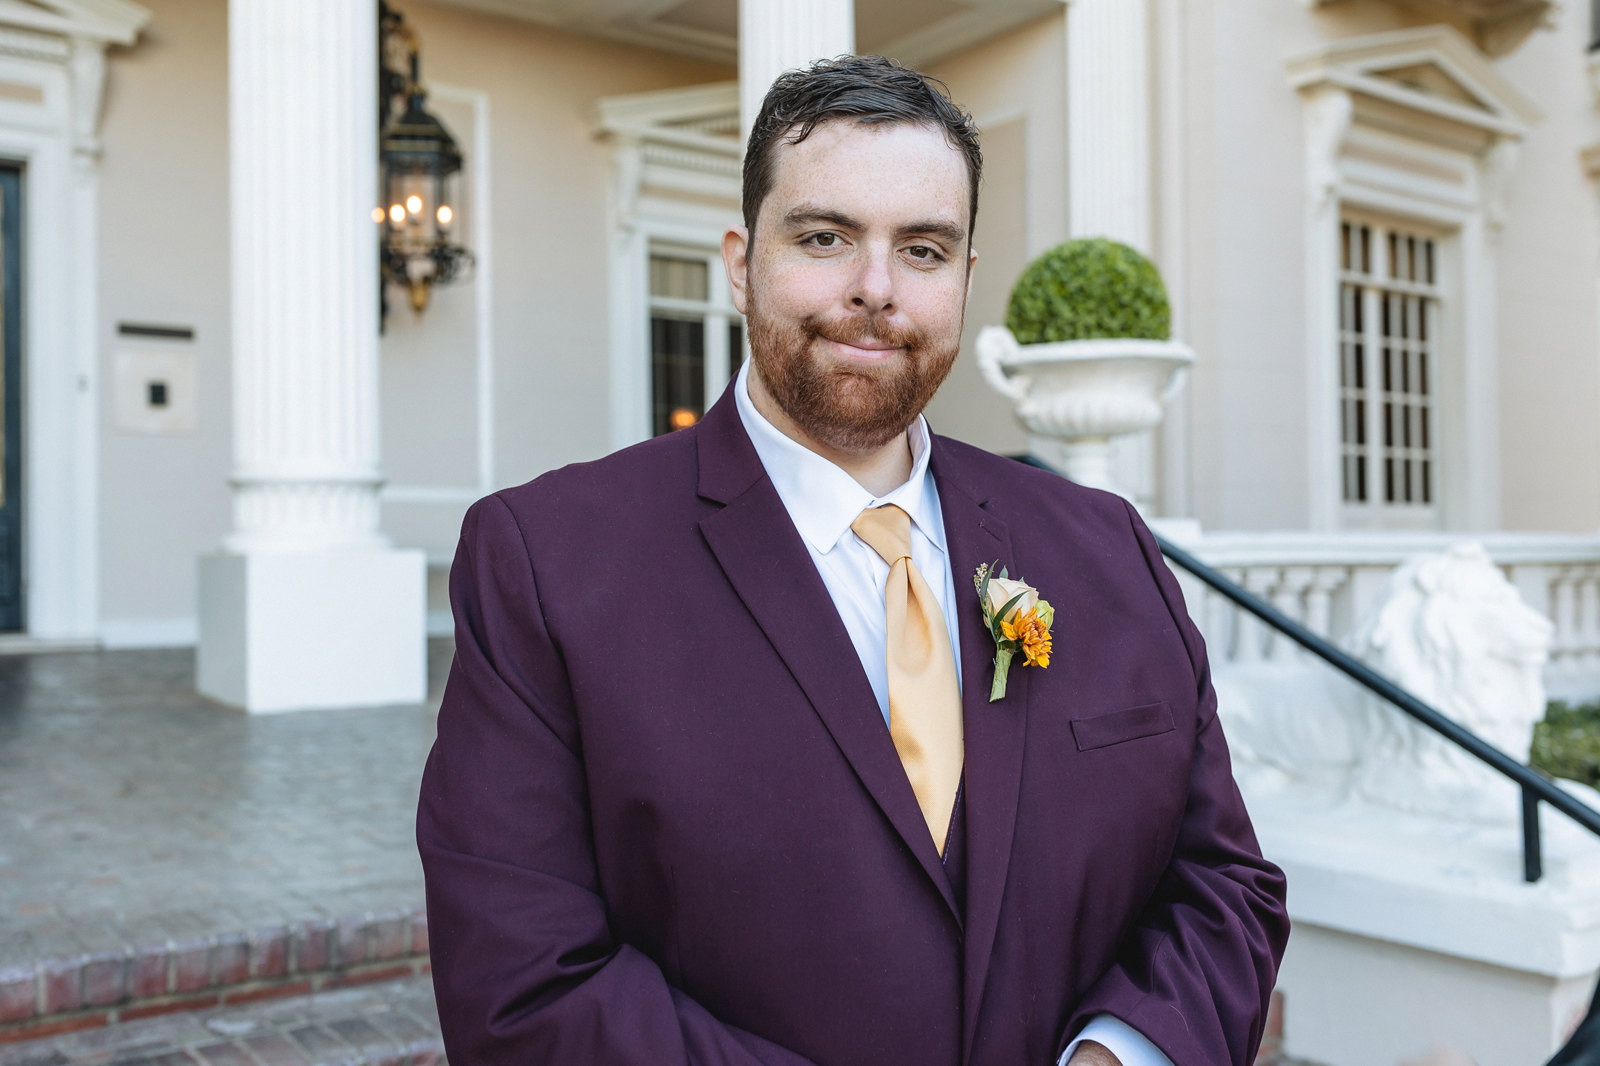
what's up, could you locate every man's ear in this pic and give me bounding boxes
[723,225,750,315]
[965,244,979,304]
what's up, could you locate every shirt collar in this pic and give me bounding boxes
[734,360,946,558]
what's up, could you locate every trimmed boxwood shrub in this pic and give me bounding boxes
[1005,238,1172,345]
[1532,701,1600,787]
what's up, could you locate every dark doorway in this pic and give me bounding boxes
[0,166,23,631]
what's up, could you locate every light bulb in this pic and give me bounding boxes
[389,204,406,223]
[436,205,453,226]
[371,207,384,223]
[406,195,423,214]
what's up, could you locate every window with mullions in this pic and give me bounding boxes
[1339,218,1440,512]
[649,252,744,437]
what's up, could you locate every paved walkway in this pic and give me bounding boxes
[0,644,449,972]
[0,976,443,1066]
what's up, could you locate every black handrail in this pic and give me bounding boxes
[1154,537,1600,1062]
[1013,448,1600,883]
[1153,533,1600,882]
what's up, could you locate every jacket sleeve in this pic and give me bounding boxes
[1061,502,1290,1066]
[417,494,819,1066]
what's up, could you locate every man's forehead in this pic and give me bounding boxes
[764,119,969,225]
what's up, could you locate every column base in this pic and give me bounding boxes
[197,548,426,713]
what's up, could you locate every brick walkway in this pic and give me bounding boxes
[0,976,443,1066]
[0,645,450,1037]
[0,645,447,967]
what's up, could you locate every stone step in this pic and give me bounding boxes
[0,976,443,1066]
[0,909,430,1044]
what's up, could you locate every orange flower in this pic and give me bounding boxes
[1001,608,1052,668]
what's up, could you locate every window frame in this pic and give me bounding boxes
[646,242,745,436]
[1336,211,1449,529]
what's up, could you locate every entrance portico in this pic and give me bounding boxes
[198,0,863,713]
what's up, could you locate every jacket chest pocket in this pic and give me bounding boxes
[1070,701,1174,752]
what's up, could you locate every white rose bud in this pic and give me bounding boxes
[985,577,1038,624]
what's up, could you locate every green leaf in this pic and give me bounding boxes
[1005,237,1172,345]
[989,647,1015,701]
[992,591,1028,639]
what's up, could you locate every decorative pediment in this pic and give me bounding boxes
[596,82,742,216]
[0,0,148,44]
[597,81,739,143]
[1289,24,1542,142]
[1305,0,1554,58]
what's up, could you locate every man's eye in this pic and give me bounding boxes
[907,245,938,260]
[812,233,838,247]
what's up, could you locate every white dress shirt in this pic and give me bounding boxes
[733,362,1175,1066]
[734,360,961,726]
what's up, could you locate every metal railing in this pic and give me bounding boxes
[1154,534,1600,883]
[1013,454,1600,883]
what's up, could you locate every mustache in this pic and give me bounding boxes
[803,314,923,352]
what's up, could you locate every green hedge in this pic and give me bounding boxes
[1531,701,1600,787]
[1005,238,1172,345]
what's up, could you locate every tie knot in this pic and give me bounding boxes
[852,504,913,566]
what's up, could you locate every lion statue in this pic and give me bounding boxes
[1214,543,1554,823]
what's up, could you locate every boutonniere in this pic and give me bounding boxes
[974,562,1054,702]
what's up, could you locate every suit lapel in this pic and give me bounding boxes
[694,391,961,923]
[931,441,1029,1066]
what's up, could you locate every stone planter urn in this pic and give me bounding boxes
[978,238,1193,499]
[976,328,1193,495]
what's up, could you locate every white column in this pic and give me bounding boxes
[1066,0,1151,251]
[199,0,424,714]
[1066,0,1166,514]
[738,0,854,141]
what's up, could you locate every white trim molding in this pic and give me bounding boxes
[0,1,148,640]
[100,616,198,648]
[1289,24,1539,534]
[1302,0,1557,59]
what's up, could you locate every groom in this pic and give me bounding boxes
[418,56,1288,1066]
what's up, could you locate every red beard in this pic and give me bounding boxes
[747,303,960,452]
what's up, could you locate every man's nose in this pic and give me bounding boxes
[848,243,895,314]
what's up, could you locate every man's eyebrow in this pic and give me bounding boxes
[896,219,967,246]
[781,206,968,247]
[782,206,864,231]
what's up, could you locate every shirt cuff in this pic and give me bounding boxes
[1058,1014,1176,1066]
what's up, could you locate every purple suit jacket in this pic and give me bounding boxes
[417,385,1289,1066]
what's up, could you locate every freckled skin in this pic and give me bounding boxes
[722,120,978,498]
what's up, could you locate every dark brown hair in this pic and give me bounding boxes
[742,55,982,242]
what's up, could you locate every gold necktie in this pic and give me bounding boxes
[851,504,965,853]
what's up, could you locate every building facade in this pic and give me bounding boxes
[0,0,1596,664]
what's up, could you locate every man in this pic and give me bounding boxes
[418,56,1288,1066]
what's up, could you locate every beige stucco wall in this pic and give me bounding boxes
[923,10,1067,458]
[97,0,233,636]
[371,0,732,563]
[95,0,732,630]
[1179,0,1600,533]
[1493,2,1600,533]
[88,0,1600,633]
[1180,0,1428,532]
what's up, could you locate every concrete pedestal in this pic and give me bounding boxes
[197,549,426,713]
[1249,789,1600,1066]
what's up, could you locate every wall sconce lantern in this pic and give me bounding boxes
[378,2,471,323]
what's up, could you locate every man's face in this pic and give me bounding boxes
[725,119,976,453]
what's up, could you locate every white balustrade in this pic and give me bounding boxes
[1167,530,1600,702]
